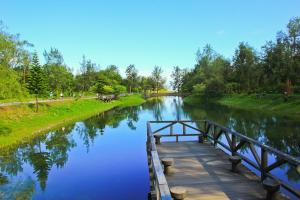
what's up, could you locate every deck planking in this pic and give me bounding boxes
[157,141,266,200]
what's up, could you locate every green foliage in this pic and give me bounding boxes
[0,65,25,99]
[125,64,138,93]
[170,66,184,93]
[204,79,225,97]
[113,85,126,96]
[192,83,206,95]
[27,53,47,95]
[43,48,74,96]
[151,66,165,93]
[103,85,114,94]
[181,17,300,98]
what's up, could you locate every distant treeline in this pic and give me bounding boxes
[170,17,300,98]
[0,21,165,100]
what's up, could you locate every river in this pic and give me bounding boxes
[0,96,299,199]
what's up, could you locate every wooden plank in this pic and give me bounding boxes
[149,120,300,199]
[156,141,266,200]
[151,151,172,200]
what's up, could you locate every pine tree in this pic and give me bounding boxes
[27,52,47,112]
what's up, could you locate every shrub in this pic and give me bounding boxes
[204,79,225,97]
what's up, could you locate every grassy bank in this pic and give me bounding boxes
[184,94,300,116]
[0,94,145,148]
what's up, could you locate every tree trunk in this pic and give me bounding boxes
[129,85,132,94]
[36,94,39,112]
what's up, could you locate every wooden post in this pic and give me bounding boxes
[213,126,217,147]
[261,147,268,181]
[183,124,186,135]
[232,134,236,156]
[204,121,207,135]
[170,125,173,135]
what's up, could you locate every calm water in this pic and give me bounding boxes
[0,96,300,199]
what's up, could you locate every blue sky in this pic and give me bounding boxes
[1,0,300,81]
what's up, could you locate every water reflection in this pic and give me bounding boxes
[183,102,300,156]
[0,97,299,199]
[183,100,300,195]
[0,106,144,199]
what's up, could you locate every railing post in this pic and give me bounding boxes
[213,125,218,147]
[170,124,173,135]
[261,147,268,181]
[231,134,236,156]
[183,124,186,135]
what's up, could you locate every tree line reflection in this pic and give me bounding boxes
[182,101,300,184]
[0,97,299,199]
[0,105,142,199]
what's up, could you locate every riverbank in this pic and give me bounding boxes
[0,94,145,148]
[184,94,300,116]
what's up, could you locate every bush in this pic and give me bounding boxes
[103,85,114,94]
[192,83,206,95]
[113,85,126,96]
[204,79,225,97]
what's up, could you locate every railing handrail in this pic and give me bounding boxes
[204,120,300,166]
[147,122,172,200]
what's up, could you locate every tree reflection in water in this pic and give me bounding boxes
[183,100,300,183]
[0,105,144,198]
[0,97,299,199]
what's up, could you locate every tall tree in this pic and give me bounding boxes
[43,47,64,65]
[151,66,165,94]
[43,48,74,96]
[170,66,183,93]
[27,53,47,112]
[232,42,259,92]
[125,64,138,93]
[78,56,98,92]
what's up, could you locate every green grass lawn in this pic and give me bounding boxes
[184,94,300,116]
[217,94,300,115]
[0,94,145,148]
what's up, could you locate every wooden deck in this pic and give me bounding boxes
[157,141,266,200]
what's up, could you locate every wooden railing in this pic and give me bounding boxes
[203,120,300,198]
[146,120,202,200]
[146,120,300,199]
[147,122,172,200]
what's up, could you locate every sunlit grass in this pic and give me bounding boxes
[0,95,145,148]
[184,94,300,116]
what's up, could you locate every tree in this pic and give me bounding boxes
[93,76,108,95]
[170,66,183,93]
[232,42,259,92]
[43,48,74,96]
[151,66,165,94]
[0,65,25,99]
[43,47,64,65]
[27,53,47,112]
[125,64,138,93]
[78,56,98,92]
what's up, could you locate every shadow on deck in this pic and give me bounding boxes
[157,141,265,199]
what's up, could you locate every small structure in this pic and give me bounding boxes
[98,94,116,102]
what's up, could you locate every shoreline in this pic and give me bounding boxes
[0,95,145,149]
[183,94,300,117]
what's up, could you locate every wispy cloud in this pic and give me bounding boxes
[216,30,225,36]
